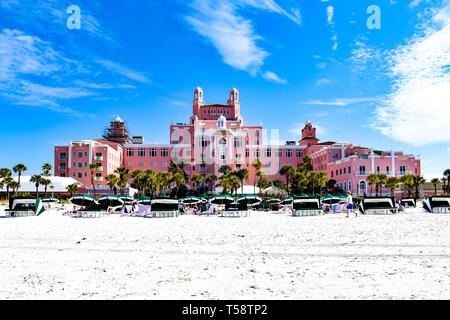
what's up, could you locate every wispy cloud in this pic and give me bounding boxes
[95,60,151,84]
[316,78,331,86]
[350,40,385,73]
[300,97,379,106]
[372,1,450,145]
[185,0,300,78]
[262,71,288,84]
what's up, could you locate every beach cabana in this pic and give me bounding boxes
[39,196,59,203]
[119,195,134,204]
[4,197,45,217]
[292,197,322,216]
[358,197,397,215]
[400,198,416,208]
[149,198,180,218]
[280,196,294,205]
[237,195,262,208]
[422,196,450,214]
[136,196,151,205]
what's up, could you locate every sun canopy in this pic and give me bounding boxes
[98,195,124,207]
[237,195,262,205]
[69,194,97,207]
[209,195,235,205]
[39,196,59,203]
[119,195,134,204]
[258,185,288,198]
[179,196,202,205]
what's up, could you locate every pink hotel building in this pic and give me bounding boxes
[54,88,421,196]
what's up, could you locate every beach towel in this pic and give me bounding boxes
[145,205,151,214]
[138,205,145,215]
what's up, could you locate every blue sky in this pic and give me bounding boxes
[0,0,449,180]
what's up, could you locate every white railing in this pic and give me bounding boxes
[95,156,103,161]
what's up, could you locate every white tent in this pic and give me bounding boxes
[215,185,261,195]
[0,176,81,193]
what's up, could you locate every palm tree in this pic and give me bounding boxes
[12,164,27,186]
[115,167,130,195]
[279,164,295,193]
[444,169,450,194]
[144,169,157,198]
[385,177,400,197]
[40,178,53,196]
[218,165,232,176]
[367,173,378,196]
[158,172,172,196]
[205,174,217,194]
[0,168,12,200]
[89,163,100,197]
[292,171,307,194]
[192,174,205,191]
[431,178,440,195]
[42,163,52,176]
[219,174,231,195]
[301,154,313,173]
[413,175,426,198]
[172,171,186,198]
[105,174,120,195]
[9,180,20,196]
[252,158,262,194]
[30,174,42,197]
[255,170,267,190]
[130,169,144,194]
[229,174,241,197]
[315,171,328,196]
[441,177,447,195]
[236,168,249,194]
[375,174,387,196]
[400,174,415,197]
[66,183,80,198]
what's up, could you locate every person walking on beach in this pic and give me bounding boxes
[346,191,357,218]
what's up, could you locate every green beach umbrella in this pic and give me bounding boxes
[69,194,96,207]
[209,195,235,205]
[98,195,124,207]
[119,195,134,204]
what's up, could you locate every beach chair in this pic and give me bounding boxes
[292,197,322,216]
[359,197,398,215]
[423,196,450,214]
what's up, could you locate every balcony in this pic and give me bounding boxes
[58,155,67,160]
[95,177,103,181]
[95,156,103,161]
[97,166,104,171]
[356,171,367,176]
[58,166,67,171]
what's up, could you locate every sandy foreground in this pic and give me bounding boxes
[0,204,449,300]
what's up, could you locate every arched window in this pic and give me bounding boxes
[359,181,366,190]
[348,181,352,192]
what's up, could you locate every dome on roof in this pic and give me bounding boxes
[115,115,123,122]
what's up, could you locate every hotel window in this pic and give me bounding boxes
[78,162,82,168]
[126,148,134,157]
[95,173,102,179]
[85,162,87,167]
[265,149,272,158]
[235,154,243,161]
[200,137,208,148]
[236,164,242,170]
[201,127,205,133]
[296,150,303,158]
[245,149,250,158]
[340,168,342,175]
[172,149,180,158]
[254,149,260,158]
[376,166,380,174]
[78,152,82,158]
[359,166,366,175]
[400,166,406,175]
[138,148,145,157]
[201,154,206,162]
[162,162,167,167]
[255,131,260,137]
[185,150,191,157]
[286,150,293,158]
[256,140,260,145]
[331,171,334,178]
[59,152,67,160]
[348,166,351,174]
[344,167,346,174]
[150,162,156,167]
[127,162,132,167]
[200,164,207,172]
[139,162,144,167]
[333,154,338,159]
[85,152,88,156]
[173,130,178,136]
[172,140,179,144]
[348,181,352,192]
[78,172,82,178]
[73,152,76,157]
[60,173,66,177]
[415,168,417,174]
[149,148,157,157]
[386,166,390,175]
[85,172,87,177]
[231,128,236,132]
[73,172,75,177]
[184,131,190,136]
[234,138,242,148]
[161,148,168,157]
[336,170,338,176]
[276,150,282,158]
[73,162,76,167]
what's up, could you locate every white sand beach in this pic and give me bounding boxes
[0,204,449,300]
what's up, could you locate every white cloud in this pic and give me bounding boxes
[327,6,334,24]
[350,40,385,73]
[262,71,288,84]
[372,2,450,145]
[316,78,331,85]
[235,0,302,25]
